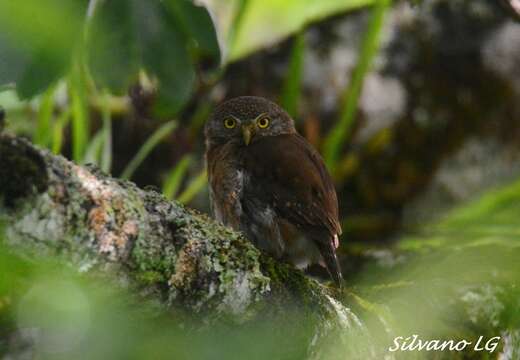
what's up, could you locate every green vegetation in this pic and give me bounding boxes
[121,120,177,180]
[0,0,387,201]
[1,0,520,358]
[323,0,391,170]
[280,32,306,119]
[2,159,519,358]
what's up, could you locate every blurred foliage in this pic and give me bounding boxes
[120,120,177,180]
[177,169,208,204]
[343,178,520,358]
[87,0,220,116]
[0,107,4,132]
[163,154,193,200]
[1,0,520,356]
[0,241,315,360]
[0,0,220,114]
[1,0,378,114]
[323,0,391,171]
[280,32,305,119]
[399,179,520,248]
[0,0,86,99]
[201,0,376,61]
[2,154,520,358]
[0,0,383,205]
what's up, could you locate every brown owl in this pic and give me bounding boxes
[205,96,343,286]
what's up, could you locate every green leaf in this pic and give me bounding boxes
[87,0,202,115]
[177,169,207,204]
[280,32,305,118]
[34,85,57,148]
[84,129,106,166]
[0,34,27,87]
[87,0,140,93]
[120,120,177,180]
[163,155,193,200]
[165,0,221,60]
[16,48,66,99]
[69,61,90,163]
[323,0,391,170]
[0,0,86,99]
[52,108,71,154]
[139,3,196,116]
[100,92,113,173]
[200,0,376,62]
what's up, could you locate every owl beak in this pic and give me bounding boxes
[241,124,255,146]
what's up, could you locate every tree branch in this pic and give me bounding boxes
[0,133,364,355]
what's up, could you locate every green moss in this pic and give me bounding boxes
[0,134,356,346]
[259,254,333,316]
[136,271,166,284]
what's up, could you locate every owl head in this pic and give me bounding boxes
[205,96,296,147]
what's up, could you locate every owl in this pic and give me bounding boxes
[204,96,343,286]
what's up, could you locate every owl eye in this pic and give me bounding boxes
[257,117,270,129]
[223,118,236,129]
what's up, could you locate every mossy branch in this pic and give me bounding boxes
[0,133,363,354]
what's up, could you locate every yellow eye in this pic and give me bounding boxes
[223,118,236,129]
[257,117,270,129]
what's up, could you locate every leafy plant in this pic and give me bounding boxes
[163,155,193,200]
[87,0,220,116]
[0,0,86,98]
[0,0,389,205]
[120,120,178,180]
[280,32,305,119]
[202,0,376,62]
[323,0,391,171]
[177,169,208,204]
[0,0,220,114]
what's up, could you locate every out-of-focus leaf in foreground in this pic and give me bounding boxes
[0,0,86,99]
[86,0,140,93]
[87,0,219,116]
[165,0,221,60]
[344,179,520,356]
[0,244,316,360]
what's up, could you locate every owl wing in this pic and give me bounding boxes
[242,133,342,239]
[242,133,343,286]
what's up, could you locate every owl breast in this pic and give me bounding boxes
[207,141,323,269]
[239,168,322,267]
[208,157,283,256]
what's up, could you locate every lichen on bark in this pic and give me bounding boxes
[0,134,363,355]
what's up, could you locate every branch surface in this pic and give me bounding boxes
[0,134,366,357]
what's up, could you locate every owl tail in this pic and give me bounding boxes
[316,238,343,288]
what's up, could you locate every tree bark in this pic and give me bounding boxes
[0,133,364,356]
